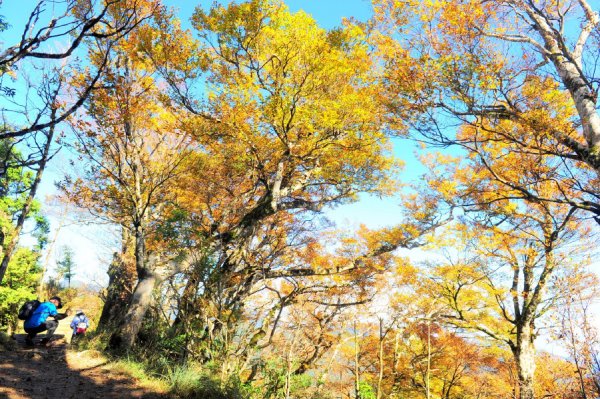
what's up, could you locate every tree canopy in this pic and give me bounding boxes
[1,1,600,398]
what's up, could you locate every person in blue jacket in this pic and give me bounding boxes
[24,296,67,346]
[70,309,89,339]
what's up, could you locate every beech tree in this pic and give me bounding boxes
[415,144,593,399]
[144,0,397,342]
[373,0,600,223]
[62,5,190,350]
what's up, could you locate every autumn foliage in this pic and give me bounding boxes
[1,0,600,398]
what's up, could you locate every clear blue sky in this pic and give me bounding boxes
[164,0,374,29]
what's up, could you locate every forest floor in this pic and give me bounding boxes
[0,318,167,399]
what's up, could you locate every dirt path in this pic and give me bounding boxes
[0,334,167,399]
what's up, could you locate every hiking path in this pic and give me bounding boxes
[0,318,166,399]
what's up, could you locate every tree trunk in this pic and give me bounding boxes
[98,227,136,329]
[109,267,157,350]
[354,321,361,399]
[172,258,204,329]
[377,317,385,399]
[98,253,137,328]
[170,259,208,361]
[513,323,536,399]
[109,224,157,351]
[526,4,600,160]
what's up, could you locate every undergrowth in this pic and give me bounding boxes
[70,330,247,398]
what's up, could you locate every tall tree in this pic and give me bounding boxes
[63,5,190,350]
[149,0,451,333]
[554,265,600,398]
[140,0,397,345]
[0,142,46,333]
[415,146,592,399]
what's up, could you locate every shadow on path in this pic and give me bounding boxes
[0,335,165,399]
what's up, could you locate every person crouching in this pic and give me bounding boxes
[24,296,67,346]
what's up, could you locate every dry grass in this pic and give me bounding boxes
[68,352,169,394]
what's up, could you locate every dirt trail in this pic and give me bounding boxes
[0,326,166,399]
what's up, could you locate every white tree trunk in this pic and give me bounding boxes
[514,324,536,399]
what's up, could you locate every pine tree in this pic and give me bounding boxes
[56,246,76,289]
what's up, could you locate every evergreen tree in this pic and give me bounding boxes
[56,246,76,289]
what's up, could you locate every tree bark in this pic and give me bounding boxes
[172,258,204,329]
[109,266,157,350]
[377,317,385,399]
[98,226,136,329]
[519,1,600,167]
[109,224,158,351]
[354,321,361,399]
[512,323,536,399]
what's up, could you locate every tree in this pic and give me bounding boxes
[97,228,137,330]
[534,352,581,398]
[56,246,76,288]
[0,0,160,140]
[62,5,192,350]
[553,264,600,398]
[397,129,597,399]
[141,0,450,353]
[0,0,160,285]
[0,121,53,284]
[373,0,600,223]
[424,196,586,398]
[129,0,392,351]
[0,248,42,333]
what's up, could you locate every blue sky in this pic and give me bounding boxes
[164,0,374,28]
[1,0,423,286]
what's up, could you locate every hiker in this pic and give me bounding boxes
[23,296,67,346]
[70,309,89,339]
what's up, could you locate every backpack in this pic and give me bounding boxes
[18,299,41,320]
[76,322,87,334]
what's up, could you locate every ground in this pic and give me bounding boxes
[0,317,167,399]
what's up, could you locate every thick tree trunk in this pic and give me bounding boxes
[512,324,536,399]
[109,268,157,350]
[98,227,136,329]
[109,224,157,351]
[170,259,208,361]
[98,254,136,328]
[525,3,600,161]
[173,259,204,329]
